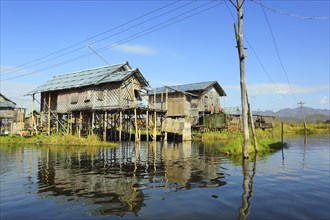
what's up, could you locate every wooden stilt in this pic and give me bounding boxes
[31,94,35,136]
[78,111,82,138]
[48,93,51,136]
[103,112,107,141]
[91,111,95,135]
[164,88,168,141]
[146,110,149,141]
[56,114,59,135]
[153,88,157,141]
[119,111,122,141]
[67,113,70,134]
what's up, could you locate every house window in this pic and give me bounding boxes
[70,92,78,104]
[134,89,142,101]
[97,91,104,101]
[84,91,91,103]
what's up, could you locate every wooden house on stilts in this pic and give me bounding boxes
[27,61,166,141]
[148,81,227,140]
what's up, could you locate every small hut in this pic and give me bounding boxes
[0,93,16,134]
[148,81,227,139]
[149,81,226,120]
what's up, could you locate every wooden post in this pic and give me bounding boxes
[56,114,59,135]
[281,122,284,144]
[70,113,73,135]
[271,115,275,138]
[48,93,51,136]
[131,78,139,142]
[78,111,82,138]
[103,112,107,141]
[31,94,35,136]
[298,101,307,137]
[161,92,163,110]
[234,0,249,159]
[164,88,168,141]
[67,113,70,134]
[91,111,95,135]
[146,110,149,141]
[246,92,258,152]
[119,111,122,141]
[153,88,157,142]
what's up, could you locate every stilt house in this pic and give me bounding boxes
[148,81,227,137]
[0,93,16,133]
[149,81,226,119]
[27,61,155,139]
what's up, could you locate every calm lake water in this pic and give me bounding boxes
[1,135,329,220]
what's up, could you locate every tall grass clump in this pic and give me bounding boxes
[0,134,117,147]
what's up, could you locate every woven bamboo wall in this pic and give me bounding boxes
[40,76,144,114]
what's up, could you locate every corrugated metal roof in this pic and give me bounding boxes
[148,81,226,96]
[0,93,16,108]
[27,62,149,95]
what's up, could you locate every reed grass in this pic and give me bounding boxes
[0,134,117,147]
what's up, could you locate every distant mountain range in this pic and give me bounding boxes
[253,107,330,123]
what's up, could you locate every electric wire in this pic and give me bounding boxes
[250,0,328,20]
[259,0,298,103]
[1,0,224,81]
[1,0,182,75]
[224,0,293,105]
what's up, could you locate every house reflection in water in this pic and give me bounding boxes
[36,142,227,217]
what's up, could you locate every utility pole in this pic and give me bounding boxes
[232,0,249,158]
[298,101,307,136]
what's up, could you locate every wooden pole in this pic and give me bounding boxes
[234,0,249,159]
[246,92,258,152]
[298,101,307,137]
[281,122,284,144]
[146,110,149,141]
[48,93,51,136]
[67,113,70,134]
[31,94,35,136]
[103,112,107,141]
[91,111,95,135]
[132,78,139,142]
[153,88,157,141]
[164,88,168,141]
[56,114,59,135]
[78,111,82,138]
[119,111,122,141]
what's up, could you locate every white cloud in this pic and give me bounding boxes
[113,43,157,56]
[320,96,328,105]
[224,83,329,96]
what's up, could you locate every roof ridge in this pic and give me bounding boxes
[54,61,128,78]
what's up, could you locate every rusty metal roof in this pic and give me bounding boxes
[27,62,149,95]
[149,81,227,97]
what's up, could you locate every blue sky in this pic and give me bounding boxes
[1,0,329,112]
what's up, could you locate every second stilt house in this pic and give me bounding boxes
[149,81,227,140]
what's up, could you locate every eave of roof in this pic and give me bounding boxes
[148,81,227,97]
[26,62,149,95]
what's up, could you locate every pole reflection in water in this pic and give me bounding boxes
[238,155,257,220]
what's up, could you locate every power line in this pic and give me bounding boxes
[1,0,182,75]
[259,0,298,103]
[1,1,224,81]
[224,0,293,105]
[250,0,328,20]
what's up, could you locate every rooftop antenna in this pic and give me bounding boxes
[87,44,110,65]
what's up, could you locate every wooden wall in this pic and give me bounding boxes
[40,76,143,114]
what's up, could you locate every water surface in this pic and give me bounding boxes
[1,135,329,219]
